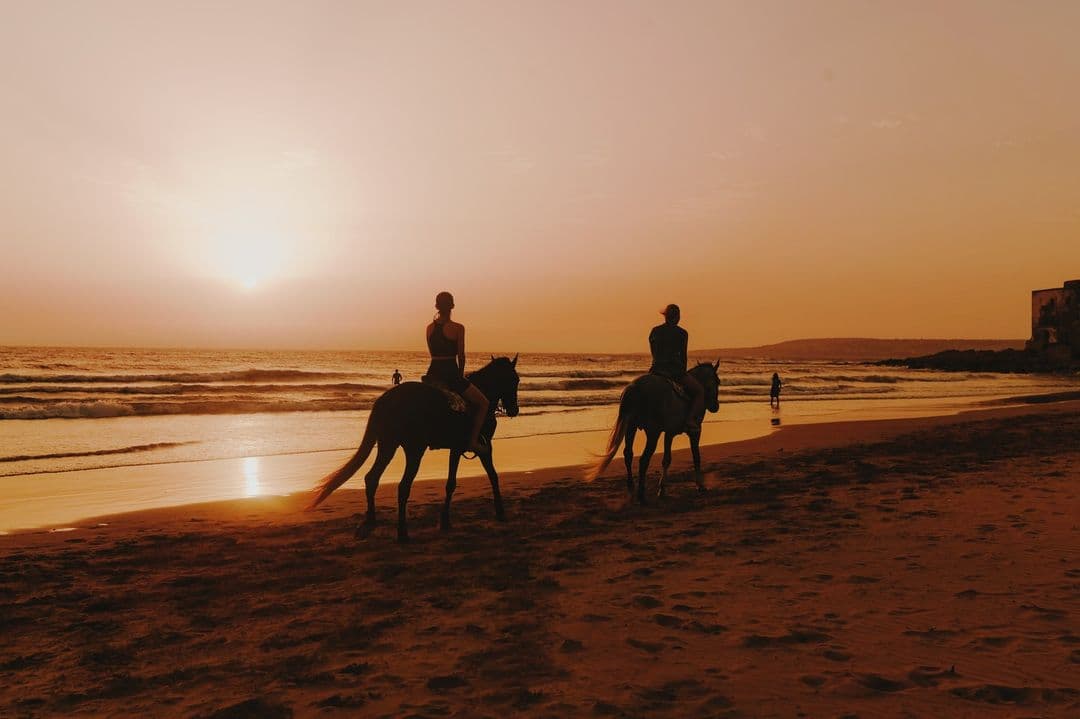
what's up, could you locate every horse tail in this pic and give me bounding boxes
[307,417,378,510]
[587,384,635,481]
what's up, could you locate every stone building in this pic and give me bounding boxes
[1027,279,1080,362]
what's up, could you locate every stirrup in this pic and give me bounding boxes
[463,436,491,460]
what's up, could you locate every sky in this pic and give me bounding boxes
[2,0,1078,353]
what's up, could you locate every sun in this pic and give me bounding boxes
[206,209,291,290]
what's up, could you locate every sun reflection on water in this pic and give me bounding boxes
[243,456,261,497]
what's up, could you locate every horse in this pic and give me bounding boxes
[589,360,721,503]
[308,356,520,542]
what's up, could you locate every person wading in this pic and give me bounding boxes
[648,303,703,432]
[425,291,490,455]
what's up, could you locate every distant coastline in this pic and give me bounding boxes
[699,337,1024,362]
[879,348,1079,374]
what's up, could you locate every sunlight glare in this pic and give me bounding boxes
[243,456,261,497]
[204,200,295,290]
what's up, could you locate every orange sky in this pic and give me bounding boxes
[2,1,1078,353]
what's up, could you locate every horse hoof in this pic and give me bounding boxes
[396,532,410,544]
[355,521,375,539]
[440,520,451,533]
[495,510,507,522]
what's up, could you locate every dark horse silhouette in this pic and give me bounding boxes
[308,356,520,542]
[590,360,720,503]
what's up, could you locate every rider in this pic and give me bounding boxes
[425,291,490,455]
[648,303,704,432]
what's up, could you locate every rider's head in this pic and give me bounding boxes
[435,291,455,314]
[662,303,680,325]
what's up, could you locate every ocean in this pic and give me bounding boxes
[2,346,1077,531]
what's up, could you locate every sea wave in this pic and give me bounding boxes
[0,398,378,419]
[0,442,195,463]
[523,378,626,391]
[0,381,385,397]
[0,368,356,384]
[520,369,637,379]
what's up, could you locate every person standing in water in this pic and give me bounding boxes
[648,303,704,432]
[770,372,782,408]
[391,368,402,386]
[425,291,490,455]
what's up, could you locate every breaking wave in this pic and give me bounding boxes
[0,398,378,420]
[0,368,355,384]
[0,442,195,463]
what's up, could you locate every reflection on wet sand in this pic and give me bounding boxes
[243,456,261,498]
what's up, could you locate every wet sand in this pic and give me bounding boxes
[2,401,1079,717]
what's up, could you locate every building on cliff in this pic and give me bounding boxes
[1027,279,1080,362]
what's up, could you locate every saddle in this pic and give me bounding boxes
[421,376,468,413]
[644,372,690,401]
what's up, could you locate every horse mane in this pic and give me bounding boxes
[690,361,717,375]
[467,356,514,381]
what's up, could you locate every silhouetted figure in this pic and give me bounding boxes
[590,359,721,502]
[308,355,520,542]
[770,372,782,408]
[391,368,402,386]
[425,291,490,455]
[649,304,704,431]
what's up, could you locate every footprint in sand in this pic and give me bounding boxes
[426,674,469,691]
[857,673,909,693]
[633,595,663,609]
[1020,604,1068,622]
[847,575,881,584]
[950,685,1080,706]
[626,638,665,653]
[908,665,960,687]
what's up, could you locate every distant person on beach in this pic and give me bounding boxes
[649,303,704,431]
[425,291,490,455]
[770,372,782,408]
[392,368,402,386]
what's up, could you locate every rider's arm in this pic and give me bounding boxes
[457,326,467,374]
[680,330,688,370]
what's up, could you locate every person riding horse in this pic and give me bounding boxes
[649,304,703,432]
[425,291,489,455]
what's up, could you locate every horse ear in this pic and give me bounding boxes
[490,354,495,361]
[713,358,721,371]
[512,353,518,367]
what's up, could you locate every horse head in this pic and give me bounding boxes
[474,354,521,417]
[690,359,721,413]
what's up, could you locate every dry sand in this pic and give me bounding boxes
[2,401,1079,717]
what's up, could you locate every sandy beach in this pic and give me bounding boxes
[2,400,1079,718]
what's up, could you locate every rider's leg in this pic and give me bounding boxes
[462,384,490,452]
[682,374,704,431]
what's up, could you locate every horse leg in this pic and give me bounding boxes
[658,432,674,498]
[441,451,461,532]
[396,447,424,543]
[479,449,506,521]
[638,431,659,505]
[356,442,396,539]
[689,431,706,492]
[623,426,637,495]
